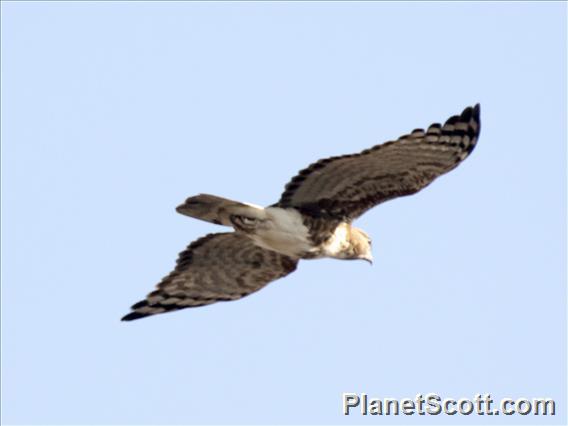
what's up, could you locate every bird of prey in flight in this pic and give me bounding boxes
[122,104,481,321]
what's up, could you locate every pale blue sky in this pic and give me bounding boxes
[1,2,566,425]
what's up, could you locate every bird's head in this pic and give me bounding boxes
[348,227,373,264]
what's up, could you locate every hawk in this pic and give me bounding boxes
[122,104,481,321]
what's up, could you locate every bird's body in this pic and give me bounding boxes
[201,202,367,260]
[122,104,481,321]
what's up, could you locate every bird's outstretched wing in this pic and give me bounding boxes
[122,233,298,321]
[275,104,481,220]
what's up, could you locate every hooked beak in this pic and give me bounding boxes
[362,254,373,265]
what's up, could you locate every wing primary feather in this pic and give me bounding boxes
[122,233,298,321]
[121,311,152,321]
[274,104,480,219]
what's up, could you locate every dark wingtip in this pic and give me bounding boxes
[460,106,473,121]
[472,103,480,121]
[445,104,481,126]
[445,114,459,125]
[121,300,151,321]
[131,300,148,310]
[461,103,480,120]
[121,311,151,321]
